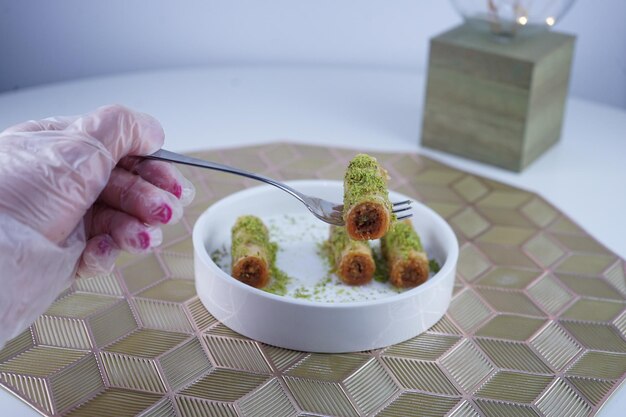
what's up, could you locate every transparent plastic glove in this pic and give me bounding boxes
[0,105,195,345]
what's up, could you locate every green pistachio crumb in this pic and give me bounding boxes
[343,154,392,213]
[326,226,371,269]
[264,265,292,296]
[231,215,273,263]
[429,259,441,274]
[210,246,228,265]
[293,287,312,299]
[381,221,424,259]
[372,247,389,283]
[232,215,292,295]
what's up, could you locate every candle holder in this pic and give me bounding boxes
[421,1,576,172]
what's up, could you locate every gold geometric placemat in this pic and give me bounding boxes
[1,143,625,416]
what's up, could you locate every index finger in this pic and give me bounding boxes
[66,104,164,162]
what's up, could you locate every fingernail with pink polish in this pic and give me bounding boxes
[130,227,162,252]
[172,183,183,199]
[153,204,173,224]
[98,238,112,255]
[138,231,151,249]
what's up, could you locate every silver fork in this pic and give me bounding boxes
[146,149,412,226]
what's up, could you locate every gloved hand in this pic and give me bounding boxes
[0,105,195,346]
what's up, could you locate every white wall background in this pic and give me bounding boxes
[1,0,625,108]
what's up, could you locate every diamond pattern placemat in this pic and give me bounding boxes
[1,143,625,417]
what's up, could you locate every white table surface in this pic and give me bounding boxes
[0,66,624,416]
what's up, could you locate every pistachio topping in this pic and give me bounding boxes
[372,247,390,283]
[231,215,273,263]
[429,259,441,274]
[231,215,292,293]
[265,266,291,296]
[381,221,424,260]
[343,154,392,214]
[326,225,368,265]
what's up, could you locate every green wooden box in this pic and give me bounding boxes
[421,24,576,172]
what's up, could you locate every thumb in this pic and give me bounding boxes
[67,104,164,162]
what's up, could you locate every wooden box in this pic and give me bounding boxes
[421,24,576,172]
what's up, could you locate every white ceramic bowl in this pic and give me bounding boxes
[193,180,458,353]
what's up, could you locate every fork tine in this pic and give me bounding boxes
[396,213,413,221]
[393,200,412,207]
[392,205,412,214]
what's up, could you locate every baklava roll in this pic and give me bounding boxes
[381,220,429,288]
[343,154,393,240]
[327,225,375,285]
[231,215,275,288]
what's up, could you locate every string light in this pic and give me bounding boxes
[450,0,576,37]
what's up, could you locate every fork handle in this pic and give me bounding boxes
[146,149,307,203]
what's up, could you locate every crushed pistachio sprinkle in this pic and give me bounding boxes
[343,154,392,212]
[372,246,389,283]
[214,213,440,302]
[382,221,424,259]
[326,226,371,266]
[231,215,293,295]
[231,215,272,263]
[429,259,441,274]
